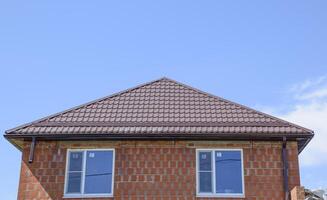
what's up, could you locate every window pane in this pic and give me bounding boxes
[199,172,212,193]
[69,152,83,171]
[215,151,243,194]
[199,152,212,171]
[84,151,113,194]
[67,172,82,193]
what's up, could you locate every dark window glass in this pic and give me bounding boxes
[67,172,82,193]
[84,151,113,194]
[199,172,212,193]
[199,151,212,193]
[199,152,212,171]
[215,151,242,194]
[66,152,83,194]
[69,152,83,171]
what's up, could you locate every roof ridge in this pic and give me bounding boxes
[163,77,314,133]
[5,77,166,134]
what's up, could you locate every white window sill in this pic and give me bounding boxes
[63,194,113,198]
[197,193,245,198]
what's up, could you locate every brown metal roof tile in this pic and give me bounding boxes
[5,77,313,142]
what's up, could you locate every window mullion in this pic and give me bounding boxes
[81,151,87,195]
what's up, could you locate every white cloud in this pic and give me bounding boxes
[264,76,327,166]
[279,101,327,166]
[298,87,327,100]
[289,75,326,93]
[289,75,327,101]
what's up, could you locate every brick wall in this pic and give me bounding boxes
[17,140,300,200]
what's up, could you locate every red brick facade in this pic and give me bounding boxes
[17,140,300,200]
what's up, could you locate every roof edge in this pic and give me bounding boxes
[298,133,314,154]
[163,77,314,134]
[5,77,168,134]
[4,132,313,153]
[5,132,313,140]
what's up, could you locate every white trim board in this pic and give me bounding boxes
[196,148,245,198]
[63,148,115,199]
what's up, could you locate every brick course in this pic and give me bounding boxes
[17,140,300,200]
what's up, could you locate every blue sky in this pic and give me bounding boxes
[1,1,327,199]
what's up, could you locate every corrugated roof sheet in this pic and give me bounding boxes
[5,77,313,136]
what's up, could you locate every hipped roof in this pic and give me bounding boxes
[5,77,313,152]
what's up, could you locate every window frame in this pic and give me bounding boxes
[196,149,245,198]
[63,149,115,199]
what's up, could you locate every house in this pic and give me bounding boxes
[5,77,314,200]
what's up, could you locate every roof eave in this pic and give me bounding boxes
[4,131,313,153]
[297,133,314,154]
